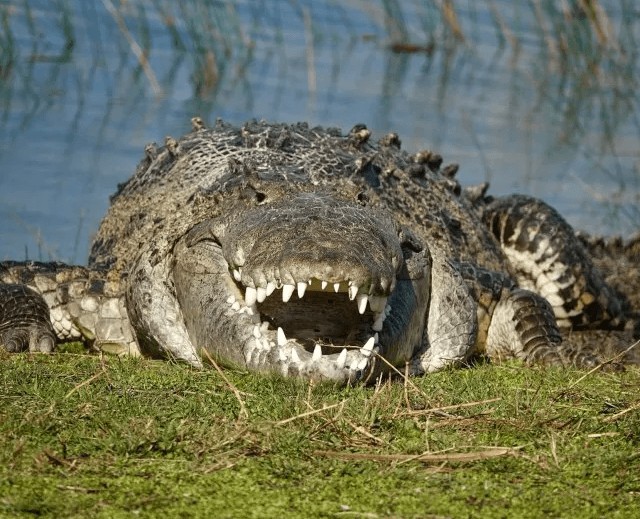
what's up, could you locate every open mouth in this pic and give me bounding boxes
[227,268,394,373]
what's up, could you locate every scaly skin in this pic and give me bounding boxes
[1,119,636,382]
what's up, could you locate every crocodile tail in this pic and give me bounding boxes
[482,194,625,331]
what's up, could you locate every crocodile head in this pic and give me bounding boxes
[173,163,431,384]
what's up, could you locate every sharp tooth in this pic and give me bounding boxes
[336,348,347,368]
[348,285,359,300]
[233,269,242,282]
[282,284,295,302]
[308,279,313,286]
[291,348,301,363]
[256,286,267,303]
[231,301,241,311]
[357,357,369,370]
[245,286,257,305]
[372,312,386,331]
[266,281,276,296]
[362,336,375,355]
[226,295,236,304]
[369,296,388,313]
[312,344,322,361]
[321,280,328,290]
[333,283,340,293]
[253,325,261,339]
[380,278,389,292]
[374,333,379,344]
[241,305,256,316]
[277,327,287,346]
[356,293,368,314]
[297,281,307,298]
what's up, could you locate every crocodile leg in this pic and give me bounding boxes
[0,284,55,352]
[456,261,604,368]
[482,194,624,330]
[485,287,602,368]
[0,262,139,356]
[126,250,201,367]
[410,255,478,374]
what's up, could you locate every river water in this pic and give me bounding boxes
[0,0,638,263]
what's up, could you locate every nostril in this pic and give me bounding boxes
[356,191,369,205]
[255,192,267,204]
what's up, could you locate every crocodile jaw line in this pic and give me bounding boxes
[225,271,393,379]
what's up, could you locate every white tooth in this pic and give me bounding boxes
[333,283,340,293]
[297,281,307,298]
[233,269,242,282]
[291,348,301,363]
[336,348,347,368]
[321,280,328,290]
[243,305,256,316]
[362,336,375,355]
[356,293,368,314]
[369,296,387,313]
[308,279,313,286]
[245,286,257,305]
[277,327,287,346]
[312,344,322,361]
[374,333,379,344]
[372,312,385,331]
[226,295,236,304]
[348,285,359,301]
[380,278,389,291]
[260,322,269,332]
[357,357,369,371]
[253,325,261,339]
[282,284,295,302]
[231,301,241,311]
[256,286,267,303]
[266,281,276,296]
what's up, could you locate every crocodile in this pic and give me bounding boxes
[1,119,638,383]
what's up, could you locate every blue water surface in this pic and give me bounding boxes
[0,0,638,263]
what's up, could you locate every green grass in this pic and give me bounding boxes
[1,351,639,518]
